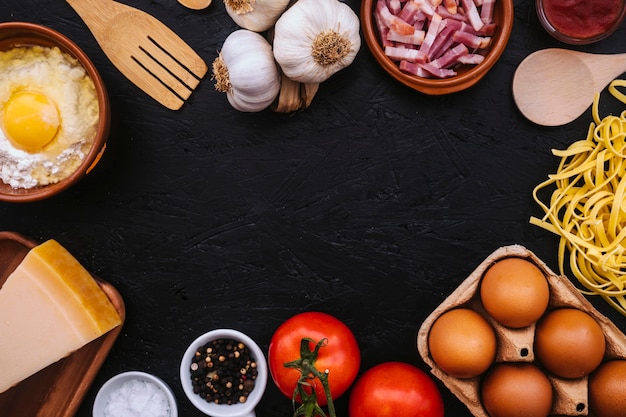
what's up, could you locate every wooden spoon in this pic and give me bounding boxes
[66,0,207,110]
[177,0,212,10]
[512,48,626,126]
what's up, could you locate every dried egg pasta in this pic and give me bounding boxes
[530,80,626,315]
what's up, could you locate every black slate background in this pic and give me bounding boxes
[1,0,626,416]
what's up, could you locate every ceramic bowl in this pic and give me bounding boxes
[180,329,268,417]
[360,0,514,95]
[0,22,110,203]
[92,371,178,417]
[536,0,626,44]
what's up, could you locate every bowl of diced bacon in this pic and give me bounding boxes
[361,0,514,95]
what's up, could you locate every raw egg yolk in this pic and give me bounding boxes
[2,91,60,152]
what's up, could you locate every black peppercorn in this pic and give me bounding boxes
[189,338,259,405]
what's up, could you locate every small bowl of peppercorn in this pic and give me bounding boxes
[179,329,268,417]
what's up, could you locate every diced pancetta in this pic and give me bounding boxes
[480,0,495,23]
[374,0,497,79]
[375,8,394,47]
[387,29,426,45]
[442,18,464,31]
[385,45,422,62]
[415,12,444,61]
[457,53,485,64]
[431,43,469,68]
[455,20,496,36]
[377,0,416,35]
[436,5,465,20]
[417,0,437,17]
[428,25,457,60]
[420,62,457,77]
[443,0,457,13]
[399,60,428,77]
[477,22,497,36]
[414,14,428,31]
[398,0,422,23]
[452,30,491,49]
[389,0,402,15]
[459,0,484,31]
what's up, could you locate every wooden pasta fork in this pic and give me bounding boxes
[66,0,208,110]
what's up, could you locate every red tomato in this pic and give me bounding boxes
[348,362,444,417]
[268,311,360,406]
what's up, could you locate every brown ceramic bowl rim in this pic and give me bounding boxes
[360,0,514,95]
[0,22,110,203]
[535,0,626,45]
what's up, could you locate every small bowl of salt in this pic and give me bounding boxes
[93,371,178,417]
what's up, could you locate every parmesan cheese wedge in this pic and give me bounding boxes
[0,239,122,394]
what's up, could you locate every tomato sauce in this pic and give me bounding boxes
[542,0,624,39]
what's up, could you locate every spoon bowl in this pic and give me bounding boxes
[512,48,626,126]
[177,0,212,10]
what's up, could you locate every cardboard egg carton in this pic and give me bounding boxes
[417,245,626,417]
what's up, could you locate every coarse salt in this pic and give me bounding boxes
[103,379,171,417]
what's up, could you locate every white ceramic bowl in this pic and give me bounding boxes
[180,329,268,417]
[93,371,178,417]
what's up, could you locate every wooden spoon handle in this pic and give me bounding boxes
[65,0,121,36]
[572,51,626,91]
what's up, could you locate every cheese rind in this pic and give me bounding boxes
[0,239,122,393]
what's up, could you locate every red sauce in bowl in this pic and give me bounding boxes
[540,0,625,41]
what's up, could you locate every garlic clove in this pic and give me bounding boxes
[271,71,319,113]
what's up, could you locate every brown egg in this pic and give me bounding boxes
[589,359,626,417]
[534,308,605,379]
[480,257,550,328]
[428,308,497,379]
[481,362,553,417]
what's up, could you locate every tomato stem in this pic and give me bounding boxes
[284,338,337,417]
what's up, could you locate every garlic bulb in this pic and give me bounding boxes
[212,29,281,112]
[273,0,361,84]
[224,0,291,32]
